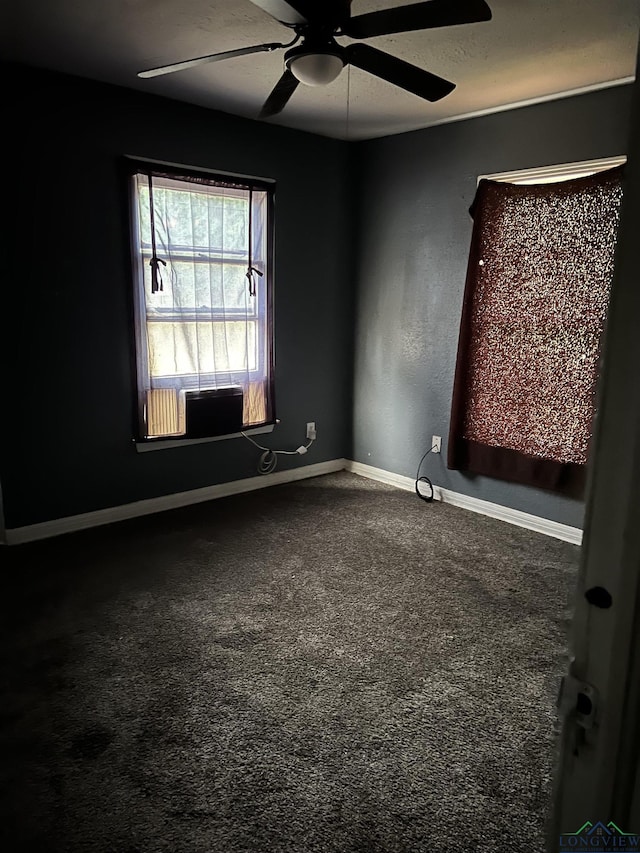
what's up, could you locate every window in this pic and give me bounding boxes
[128,162,275,441]
[448,158,625,493]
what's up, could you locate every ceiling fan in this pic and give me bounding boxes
[138,0,492,119]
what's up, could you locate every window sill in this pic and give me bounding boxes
[134,423,275,453]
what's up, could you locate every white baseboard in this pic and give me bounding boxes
[346,461,417,493]
[5,458,347,545]
[5,457,583,547]
[345,460,583,546]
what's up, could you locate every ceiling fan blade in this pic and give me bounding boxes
[249,0,352,27]
[248,0,314,25]
[259,69,300,118]
[343,0,492,40]
[138,42,284,79]
[345,43,455,102]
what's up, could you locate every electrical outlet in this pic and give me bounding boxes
[432,435,442,454]
[306,422,317,440]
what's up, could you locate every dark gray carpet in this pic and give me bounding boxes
[0,472,578,853]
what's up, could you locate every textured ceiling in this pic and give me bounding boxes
[3,0,639,140]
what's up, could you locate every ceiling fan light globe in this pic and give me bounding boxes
[288,53,344,86]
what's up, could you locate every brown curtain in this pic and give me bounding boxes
[447,165,624,493]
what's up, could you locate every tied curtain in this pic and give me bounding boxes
[132,169,273,438]
[447,165,624,493]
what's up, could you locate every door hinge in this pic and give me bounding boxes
[557,674,599,730]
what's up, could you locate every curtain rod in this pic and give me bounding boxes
[478,155,626,186]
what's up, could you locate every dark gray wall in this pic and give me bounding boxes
[4,66,633,531]
[351,85,634,528]
[3,65,353,528]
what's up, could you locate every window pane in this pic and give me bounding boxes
[138,185,248,253]
[143,260,250,313]
[147,320,257,376]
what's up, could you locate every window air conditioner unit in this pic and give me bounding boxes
[184,387,244,439]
